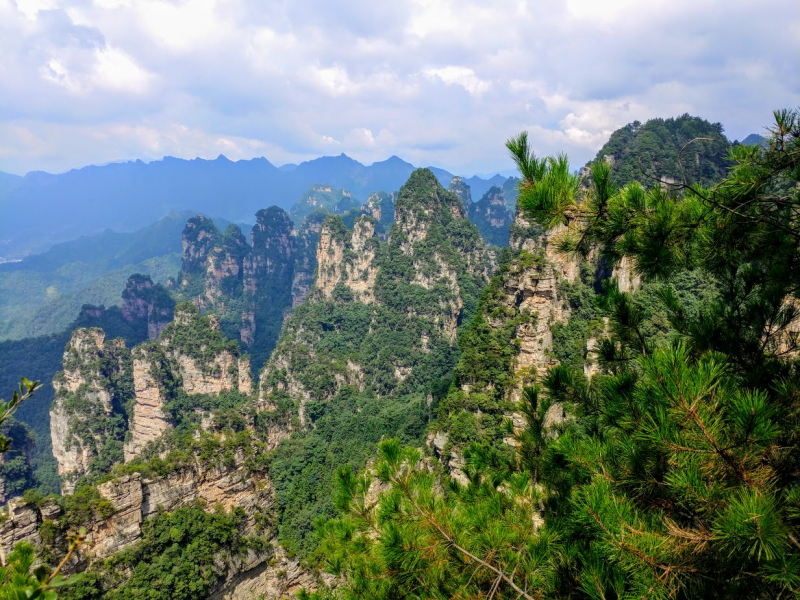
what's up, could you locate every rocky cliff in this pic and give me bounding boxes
[4,169,510,597]
[290,211,325,309]
[50,329,132,494]
[121,274,175,340]
[48,301,252,492]
[468,185,514,246]
[175,209,295,371]
[315,215,379,303]
[123,303,251,461]
[365,191,395,234]
[259,168,490,421]
[448,176,472,208]
[0,456,326,598]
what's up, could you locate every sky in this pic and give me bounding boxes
[1,0,798,176]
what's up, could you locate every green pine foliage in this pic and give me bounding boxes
[311,109,800,599]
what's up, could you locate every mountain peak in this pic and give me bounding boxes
[393,168,466,226]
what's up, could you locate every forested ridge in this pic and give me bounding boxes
[3,111,794,600]
[304,109,800,599]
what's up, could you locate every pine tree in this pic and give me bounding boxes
[312,110,800,599]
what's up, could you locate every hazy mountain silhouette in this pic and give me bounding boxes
[0,154,508,258]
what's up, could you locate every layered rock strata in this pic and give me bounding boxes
[121,274,175,340]
[316,215,379,302]
[0,460,321,598]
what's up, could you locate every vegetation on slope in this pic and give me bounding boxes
[311,109,800,599]
[591,113,732,187]
[261,169,489,558]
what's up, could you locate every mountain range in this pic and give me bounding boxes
[0,153,507,260]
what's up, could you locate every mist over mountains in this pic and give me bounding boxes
[0,153,507,259]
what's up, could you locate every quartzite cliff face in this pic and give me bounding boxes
[0,457,326,598]
[49,303,252,488]
[176,209,295,369]
[123,303,251,461]
[315,215,380,303]
[50,329,131,494]
[121,274,175,340]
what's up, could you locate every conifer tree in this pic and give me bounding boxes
[313,110,800,599]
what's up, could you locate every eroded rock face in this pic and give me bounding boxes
[122,274,175,340]
[0,497,41,564]
[0,460,279,597]
[50,329,131,493]
[260,168,490,431]
[291,212,325,308]
[448,176,472,208]
[177,209,295,357]
[506,257,576,389]
[316,215,379,303]
[181,215,221,278]
[389,169,490,337]
[123,305,250,462]
[243,208,294,298]
[204,226,249,310]
[123,353,170,462]
[468,185,514,247]
[612,255,643,293]
[212,549,333,600]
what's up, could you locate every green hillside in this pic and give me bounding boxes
[592,113,732,187]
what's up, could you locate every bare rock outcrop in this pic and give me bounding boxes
[177,209,295,354]
[611,255,643,293]
[0,459,280,597]
[123,352,171,462]
[316,215,379,302]
[50,329,131,493]
[122,274,175,340]
[291,212,325,308]
[123,304,251,462]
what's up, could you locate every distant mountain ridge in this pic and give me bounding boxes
[0,153,508,259]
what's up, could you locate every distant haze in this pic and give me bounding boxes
[0,153,509,259]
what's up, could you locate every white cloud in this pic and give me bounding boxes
[93,46,153,93]
[39,58,81,92]
[0,0,798,176]
[14,0,59,19]
[424,66,491,96]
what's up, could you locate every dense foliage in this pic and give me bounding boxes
[268,386,428,557]
[0,254,180,342]
[311,110,800,599]
[261,169,490,558]
[591,114,732,188]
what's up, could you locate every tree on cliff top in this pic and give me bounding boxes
[591,113,732,187]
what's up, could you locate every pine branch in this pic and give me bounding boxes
[390,471,537,600]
